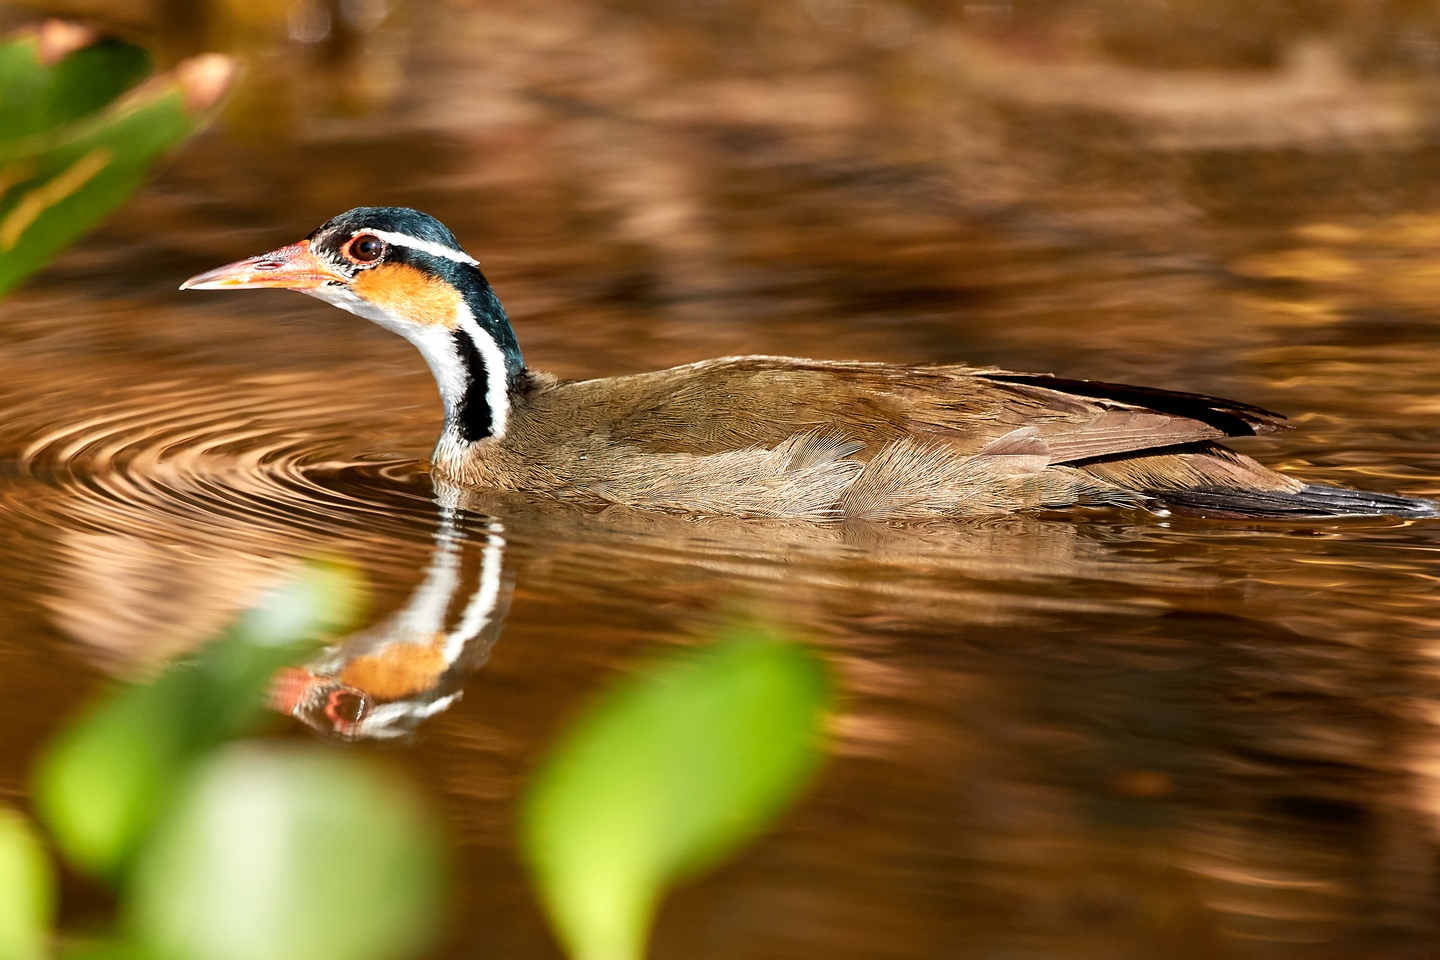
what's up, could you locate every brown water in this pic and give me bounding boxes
[6,1,1440,956]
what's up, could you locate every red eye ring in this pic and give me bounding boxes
[342,233,387,264]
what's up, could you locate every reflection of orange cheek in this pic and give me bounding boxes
[353,264,461,328]
[337,637,450,700]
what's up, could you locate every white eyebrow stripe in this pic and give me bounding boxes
[364,229,478,266]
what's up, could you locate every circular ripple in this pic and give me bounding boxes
[5,375,446,552]
[2,376,452,666]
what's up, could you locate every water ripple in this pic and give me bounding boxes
[5,376,440,554]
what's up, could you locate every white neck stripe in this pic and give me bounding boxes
[365,229,478,266]
[454,301,511,439]
[303,286,509,443]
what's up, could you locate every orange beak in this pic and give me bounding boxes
[180,239,349,290]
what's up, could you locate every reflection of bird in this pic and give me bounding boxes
[271,508,511,740]
[184,207,1436,520]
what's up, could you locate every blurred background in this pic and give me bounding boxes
[4,1,1440,958]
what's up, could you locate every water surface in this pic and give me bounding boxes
[3,2,1440,956]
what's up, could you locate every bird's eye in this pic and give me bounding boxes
[342,233,387,264]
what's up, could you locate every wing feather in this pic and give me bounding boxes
[541,357,1289,467]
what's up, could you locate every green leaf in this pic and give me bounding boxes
[521,631,832,960]
[56,940,152,960]
[0,28,150,143]
[0,806,55,960]
[0,45,234,297]
[30,681,189,880]
[128,743,447,960]
[32,560,363,879]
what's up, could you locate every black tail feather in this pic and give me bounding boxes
[1155,484,1440,519]
[982,373,1289,437]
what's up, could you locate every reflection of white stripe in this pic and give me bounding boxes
[362,694,462,737]
[445,521,506,663]
[393,518,463,638]
[454,301,511,438]
[366,229,478,266]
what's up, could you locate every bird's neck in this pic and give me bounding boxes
[403,279,526,468]
[308,265,526,469]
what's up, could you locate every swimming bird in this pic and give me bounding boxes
[182,207,1436,520]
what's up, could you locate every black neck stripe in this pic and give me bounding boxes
[452,329,494,442]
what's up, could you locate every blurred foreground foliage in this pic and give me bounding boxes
[524,631,833,960]
[3,561,449,960]
[129,745,446,960]
[0,21,234,297]
[0,808,53,960]
[34,561,365,878]
[0,558,830,960]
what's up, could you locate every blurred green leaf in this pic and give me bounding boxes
[0,28,150,142]
[522,631,832,960]
[0,26,234,298]
[58,940,152,960]
[33,561,363,879]
[0,806,55,960]
[31,681,187,882]
[129,743,446,960]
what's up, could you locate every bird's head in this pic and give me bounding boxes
[182,206,483,329]
[183,207,525,445]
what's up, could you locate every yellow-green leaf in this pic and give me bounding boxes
[522,631,831,960]
[129,744,447,960]
[0,806,55,960]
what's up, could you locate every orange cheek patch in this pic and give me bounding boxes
[353,263,462,328]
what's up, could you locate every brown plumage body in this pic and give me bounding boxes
[442,356,1301,520]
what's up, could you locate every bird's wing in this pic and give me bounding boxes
[561,357,1286,465]
[948,371,1288,463]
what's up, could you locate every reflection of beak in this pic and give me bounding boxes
[180,239,348,290]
